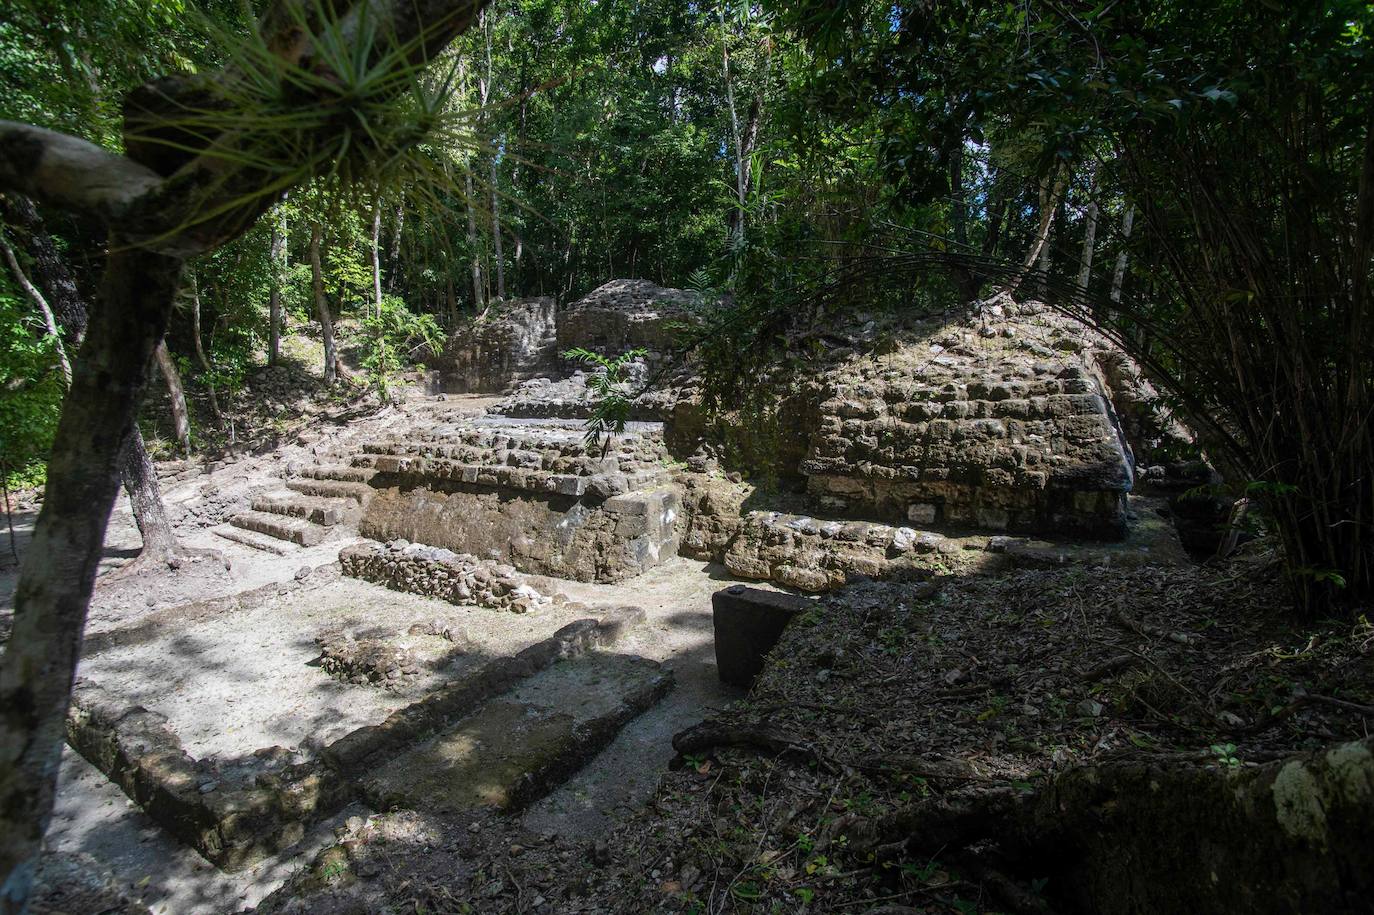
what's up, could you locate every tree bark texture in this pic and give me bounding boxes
[0,246,182,913]
[0,4,491,908]
[0,231,71,386]
[310,222,337,386]
[153,341,191,457]
[268,217,285,366]
[119,425,179,558]
[187,272,222,421]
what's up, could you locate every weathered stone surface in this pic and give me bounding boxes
[436,297,558,394]
[712,586,812,687]
[361,652,673,813]
[339,541,553,613]
[556,279,699,359]
[353,421,681,582]
[66,680,353,873]
[722,510,952,592]
[798,302,1135,537]
[323,613,643,775]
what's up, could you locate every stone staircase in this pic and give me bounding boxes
[211,465,376,553]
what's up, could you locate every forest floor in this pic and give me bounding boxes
[255,548,1374,915]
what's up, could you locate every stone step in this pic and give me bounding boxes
[251,492,353,526]
[360,651,672,815]
[300,464,378,484]
[229,509,328,547]
[209,523,300,556]
[285,477,372,503]
[324,610,644,775]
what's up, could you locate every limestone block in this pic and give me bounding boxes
[712,586,812,687]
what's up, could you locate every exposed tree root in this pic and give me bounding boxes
[822,736,1374,913]
[671,719,838,772]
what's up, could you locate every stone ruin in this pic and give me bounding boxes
[212,279,1180,592]
[434,296,558,394]
[62,279,1194,888]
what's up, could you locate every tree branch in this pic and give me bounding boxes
[0,122,162,221]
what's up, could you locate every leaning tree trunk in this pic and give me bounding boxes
[0,244,183,913]
[119,425,181,561]
[153,341,191,458]
[309,222,337,386]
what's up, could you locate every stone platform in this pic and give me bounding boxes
[66,571,667,872]
[349,418,681,583]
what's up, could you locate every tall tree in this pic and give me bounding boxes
[0,2,490,908]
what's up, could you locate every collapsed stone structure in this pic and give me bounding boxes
[800,300,1136,538]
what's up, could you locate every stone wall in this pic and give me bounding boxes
[352,423,681,583]
[436,297,557,393]
[339,541,552,613]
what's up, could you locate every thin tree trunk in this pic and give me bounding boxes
[0,197,87,345]
[719,5,746,244]
[187,272,222,421]
[310,223,337,386]
[0,232,71,387]
[385,202,404,293]
[153,341,191,458]
[483,15,505,301]
[119,424,179,558]
[1110,205,1136,305]
[489,145,505,301]
[1078,199,1100,289]
[0,245,183,911]
[1007,165,1067,296]
[268,214,285,366]
[369,201,387,399]
[464,166,484,311]
[371,200,384,318]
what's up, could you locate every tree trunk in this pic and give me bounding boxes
[153,341,191,458]
[719,6,746,245]
[119,425,180,559]
[369,201,388,399]
[268,215,285,366]
[371,201,384,318]
[1077,199,1100,289]
[1007,165,1067,296]
[0,196,86,346]
[187,272,222,422]
[1109,205,1136,305]
[0,245,183,914]
[385,201,404,292]
[464,165,485,312]
[489,146,505,301]
[310,222,337,386]
[483,16,506,302]
[0,231,71,387]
